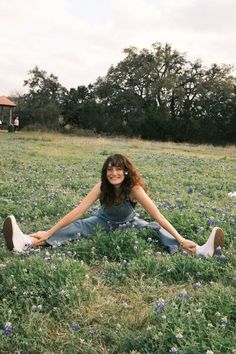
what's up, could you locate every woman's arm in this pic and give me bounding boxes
[31,182,101,243]
[131,185,197,251]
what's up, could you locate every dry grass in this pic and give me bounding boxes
[6,131,236,160]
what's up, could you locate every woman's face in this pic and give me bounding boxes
[106,163,125,187]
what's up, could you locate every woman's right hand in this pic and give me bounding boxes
[30,230,51,246]
[180,238,197,254]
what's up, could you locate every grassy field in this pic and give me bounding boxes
[0,131,235,354]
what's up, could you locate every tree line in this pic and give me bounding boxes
[12,42,236,144]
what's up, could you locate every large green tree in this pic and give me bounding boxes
[13,43,236,144]
[16,66,66,128]
[60,85,104,132]
[93,42,236,143]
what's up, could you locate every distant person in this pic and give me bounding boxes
[0,119,2,130]
[3,154,224,256]
[13,116,20,131]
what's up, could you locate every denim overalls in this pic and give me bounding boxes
[47,199,179,253]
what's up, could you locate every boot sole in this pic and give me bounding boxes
[214,228,224,252]
[3,217,14,251]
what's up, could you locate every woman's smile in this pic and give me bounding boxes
[106,166,125,186]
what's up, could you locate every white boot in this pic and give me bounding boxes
[196,227,224,257]
[3,215,32,252]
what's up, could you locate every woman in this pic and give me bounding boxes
[3,154,224,256]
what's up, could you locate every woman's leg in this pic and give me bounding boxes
[130,218,180,254]
[129,218,224,256]
[3,214,108,251]
[45,216,108,247]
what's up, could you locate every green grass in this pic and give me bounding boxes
[0,131,236,354]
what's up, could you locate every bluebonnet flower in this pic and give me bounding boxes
[154,298,165,312]
[28,246,40,255]
[71,323,78,331]
[192,282,201,289]
[188,186,194,194]
[207,217,215,225]
[218,255,227,263]
[19,251,26,257]
[3,322,13,335]
[214,247,222,256]
[219,316,228,327]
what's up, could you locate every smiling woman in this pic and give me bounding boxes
[3,153,224,257]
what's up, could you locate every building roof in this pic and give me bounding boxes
[0,96,16,107]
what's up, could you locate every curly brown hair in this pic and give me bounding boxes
[100,154,147,205]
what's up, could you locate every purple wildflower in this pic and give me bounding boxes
[218,255,227,262]
[154,298,165,312]
[188,186,194,194]
[192,282,201,289]
[207,217,215,225]
[219,316,228,327]
[3,322,13,335]
[71,323,79,331]
[214,247,222,256]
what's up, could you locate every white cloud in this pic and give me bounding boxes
[0,0,235,96]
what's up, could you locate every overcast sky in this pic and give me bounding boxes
[0,0,235,96]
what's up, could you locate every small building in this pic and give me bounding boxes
[0,96,16,128]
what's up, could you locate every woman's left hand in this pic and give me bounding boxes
[30,230,50,246]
